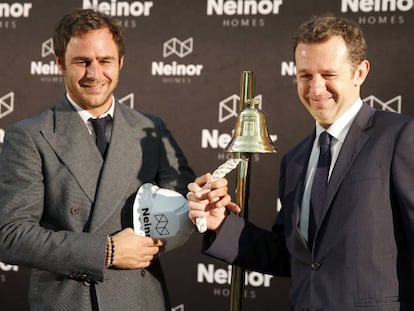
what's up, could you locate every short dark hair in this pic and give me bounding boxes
[53,8,125,66]
[293,14,367,68]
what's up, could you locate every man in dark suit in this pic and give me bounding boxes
[187,15,414,310]
[0,9,194,311]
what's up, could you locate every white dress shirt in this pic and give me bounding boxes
[299,98,364,241]
[66,93,115,142]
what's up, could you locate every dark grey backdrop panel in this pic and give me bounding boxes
[1,0,413,310]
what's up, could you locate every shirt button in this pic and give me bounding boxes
[311,262,321,270]
[141,269,147,278]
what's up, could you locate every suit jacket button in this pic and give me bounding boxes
[141,269,147,278]
[311,262,321,270]
[83,280,92,287]
[70,207,79,215]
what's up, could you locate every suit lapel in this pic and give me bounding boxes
[88,103,149,232]
[319,104,375,227]
[289,134,315,249]
[41,99,103,202]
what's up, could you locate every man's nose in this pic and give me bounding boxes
[309,75,326,94]
[86,63,98,79]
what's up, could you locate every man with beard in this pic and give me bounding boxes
[0,8,194,311]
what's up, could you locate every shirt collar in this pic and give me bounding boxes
[316,98,363,143]
[66,92,115,124]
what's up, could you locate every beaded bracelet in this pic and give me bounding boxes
[106,235,115,268]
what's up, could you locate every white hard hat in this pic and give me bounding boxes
[133,183,194,252]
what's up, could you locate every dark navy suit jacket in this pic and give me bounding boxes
[203,103,414,310]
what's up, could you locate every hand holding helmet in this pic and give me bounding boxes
[133,183,194,252]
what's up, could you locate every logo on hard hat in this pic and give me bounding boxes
[133,183,194,252]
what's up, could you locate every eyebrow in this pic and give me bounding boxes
[296,68,338,74]
[71,56,117,61]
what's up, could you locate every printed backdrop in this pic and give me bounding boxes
[1,1,413,310]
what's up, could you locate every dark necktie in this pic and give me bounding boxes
[308,131,331,245]
[89,116,111,157]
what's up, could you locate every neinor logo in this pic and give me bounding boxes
[141,207,152,236]
[341,0,414,12]
[152,61,203,76]
[83,0,153,16]
[0,2,32,17]
[207,0,283,15]
[30,61,60,75]
[197,263,273,287]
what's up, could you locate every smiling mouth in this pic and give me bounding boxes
[310,96,332,106]
[82,83,104,92]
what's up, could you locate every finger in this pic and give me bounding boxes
[140,245,162,257]
[187,182,200,193]
[151,238,164,247]
[189,173,212,189]
[225,201,242,213]
[138,256,157,268]
[213,193,232,208]
[186,188,211,201]
[188,200,211,213]
[187,181,202,192]
[207,186,229,203]
[206,177,228,190]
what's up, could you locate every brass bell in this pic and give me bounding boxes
[225,71,277,154]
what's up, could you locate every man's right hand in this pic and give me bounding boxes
[186,173,240,232]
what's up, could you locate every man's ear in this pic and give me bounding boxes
[120,56,124,70]
[355,59,370,86]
